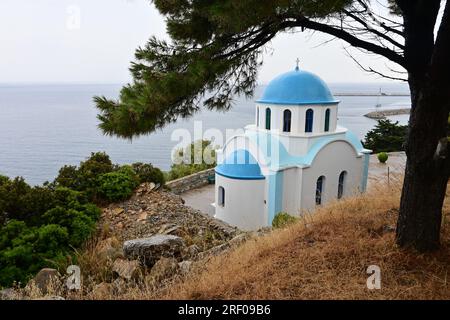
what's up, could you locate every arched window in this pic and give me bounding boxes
[338,171,347,199]
[218,186,225,207]
[283,109,292,132]
[265,108,271,130]
[316,176,325,205]
[305,109,314,133]
[324,108,330,132]
[256,107,259,127]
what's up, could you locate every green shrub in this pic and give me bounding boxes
[98,165,139,202]
[132,162,166,185]
[168,140,217,180]
[377,152,389,163]
[54,152,114,201]
[54,165,81,190]
[272,212,298,229]
[363,119,408,153]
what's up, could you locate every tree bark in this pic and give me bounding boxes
[395,0,450,252]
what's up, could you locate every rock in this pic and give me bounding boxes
[184,244,200,259]
[0,288,17,300]
[96,237,122,261]
[92,282,112,297]
[123,235,185,267]
[113,208,125,216]
[137,212,148,222]
[163,226,180,235]
[149,257,179,281]
[112,258,141,281]
[29,268,61,295]
[178,261,193,275]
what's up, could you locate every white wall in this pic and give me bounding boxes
[281,167,302,216]
[214,174,267,230]
[300,141,363,212]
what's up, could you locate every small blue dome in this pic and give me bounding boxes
[257,68,339,105]
[215,150,265,180]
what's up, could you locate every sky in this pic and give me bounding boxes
[0,0,407,85]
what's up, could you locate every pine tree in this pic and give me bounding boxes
[95,0,450,252]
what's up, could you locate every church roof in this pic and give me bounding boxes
[215,149,265,180]
[257,68,339,105]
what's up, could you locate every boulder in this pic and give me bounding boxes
[123,235,185,267]
[149,257,179,281]
[29,268,61,295]
[112,258,141,281]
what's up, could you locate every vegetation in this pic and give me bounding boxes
[0,152,163,287]
[94,0,450,252]
[167,140,217,181]
[98,166,140,202]
[363,120,407,153]
[132,162,165,186]
[0,180,100,287]
[272,212,298,229]
[377,152,389,164]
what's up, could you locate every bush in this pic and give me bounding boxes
[132,162,166,185]
[54,152,114,201]
[272,212,298,229]
[377,152,389,163]
[363,119,408,153]
[0,182,101,287]
[98,166,139,202]
[168,140,217,180]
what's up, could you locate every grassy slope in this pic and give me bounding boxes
[156,181,450,300]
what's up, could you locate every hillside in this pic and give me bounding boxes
[152,180,450,300]
[5,178,449,300]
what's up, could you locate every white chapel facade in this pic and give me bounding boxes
[214,65,371,230]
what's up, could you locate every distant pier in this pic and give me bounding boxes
[364,108,410,119]
[333,92,410,97]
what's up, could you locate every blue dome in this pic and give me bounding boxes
[257,68,339,105]
[215,150,265,180]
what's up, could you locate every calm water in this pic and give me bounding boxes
[0,83,410,185]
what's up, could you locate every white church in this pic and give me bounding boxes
[214,64,371,230]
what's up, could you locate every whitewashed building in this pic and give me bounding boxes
[214,65,372,230]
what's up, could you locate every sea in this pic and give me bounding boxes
[0,82,410,186]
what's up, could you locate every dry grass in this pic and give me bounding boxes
[151,179,450,300]
[66,177,450,300]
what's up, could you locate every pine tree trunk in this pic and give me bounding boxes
[396,82,450,252]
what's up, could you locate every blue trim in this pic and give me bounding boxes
[257,69,339,105]
[215,171,266,180]
[268,171,283,225]
[360,153,370,192]
[243,130,366,170]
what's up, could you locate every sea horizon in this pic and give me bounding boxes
[0,82,411,185]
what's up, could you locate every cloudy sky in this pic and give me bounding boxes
[0,0,405,85]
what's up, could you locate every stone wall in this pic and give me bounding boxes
[165,168,215,194]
